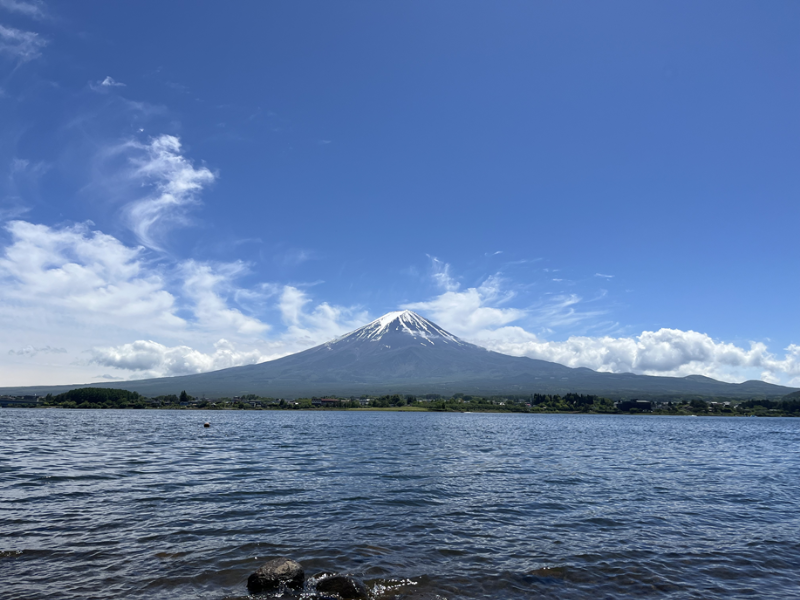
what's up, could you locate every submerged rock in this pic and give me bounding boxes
[247,556,305,594]
[315,573,369,599]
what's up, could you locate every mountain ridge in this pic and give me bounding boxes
[1,310,797,399]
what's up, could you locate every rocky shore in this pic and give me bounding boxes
[236,556,438,599]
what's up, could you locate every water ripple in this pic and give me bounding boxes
[1,411,799,599]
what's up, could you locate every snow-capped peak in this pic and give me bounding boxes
[335,310,465,345]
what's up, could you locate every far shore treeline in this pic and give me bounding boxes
[3,387,800,417]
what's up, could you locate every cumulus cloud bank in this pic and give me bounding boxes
[83,287,367,378]
[0,219,273,381]
[0,220,369,381]
[472,327,800,386]
[1,223,798,385]
[89,338,266,378]
[2,117,796,389]
[405,277,524,334]
[402,259,800,387]
[0,123,369,384]
[0,220,183,329]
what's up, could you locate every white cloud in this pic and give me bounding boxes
[2,218,796,388]
[0,220,189,384]
[83,285,369,379]
[0,0,46,20]
[123,135,215,250]
[401,260,800,386]
[527,293,606,329]
[278,285,369,349]
[473,327,800,386]
[0,218,371,384]
[0,202,29,220]
[406,260,604,338]
[0,220,184,329]
[1,159,39,221]
[182,260,269,335]
[9,345,66,356]
[405,277,524,337]
[0,125,366,386]
[89,338,266,378]
[0,23,45,61]
[100,76,125,87]
[274,247,314,267]
[428,255,459,292]
[8,156,49,181]
[0,219,284,341]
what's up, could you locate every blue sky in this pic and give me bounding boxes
[1,1,798,387]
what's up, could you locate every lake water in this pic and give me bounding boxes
[1,410,799,599]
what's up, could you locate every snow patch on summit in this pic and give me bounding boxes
[335,310,465,345]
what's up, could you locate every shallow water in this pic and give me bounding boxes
[1,410,799,599]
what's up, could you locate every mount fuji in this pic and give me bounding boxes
[2,310,797,399]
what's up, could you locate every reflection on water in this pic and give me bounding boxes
[1,410,799,599]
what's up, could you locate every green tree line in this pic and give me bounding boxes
[32,387,800,416]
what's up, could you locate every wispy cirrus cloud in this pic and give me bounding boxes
[274,247,315,268]
[123,135,215,251]
[0,0,46,20]
[428,255,459,292]
[9,345,66,356]
[526,293,606,330]
[0,23,46,61]
[1,157,47,220]
[406,258,597,338]
[182,259,269,335]
[278,285,368,349]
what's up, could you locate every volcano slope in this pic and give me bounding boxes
[3,310,796,400]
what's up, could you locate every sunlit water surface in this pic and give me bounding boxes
[2,410,799,599]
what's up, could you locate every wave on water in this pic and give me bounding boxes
[2,410,799,599]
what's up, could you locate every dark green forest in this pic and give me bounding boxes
[23,388,800,416]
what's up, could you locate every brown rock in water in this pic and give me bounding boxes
[247,556,305,593]
[315,573,369,599]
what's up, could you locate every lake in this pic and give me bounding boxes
[1,410,799,599]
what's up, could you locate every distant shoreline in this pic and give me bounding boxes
[4,388,797,417]
[4,405,797,417]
